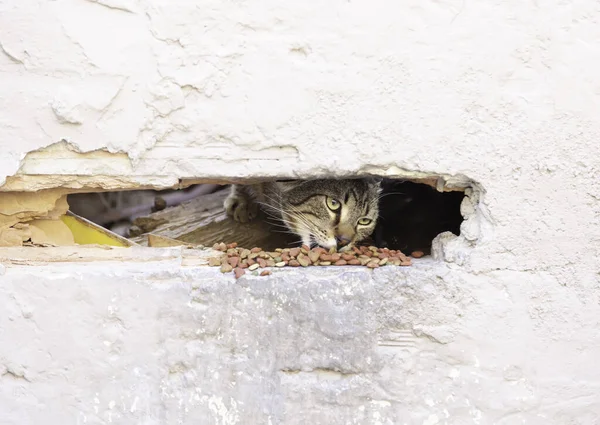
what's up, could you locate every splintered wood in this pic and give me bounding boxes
[208,242,412,279]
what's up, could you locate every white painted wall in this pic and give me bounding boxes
[1,0,600,423]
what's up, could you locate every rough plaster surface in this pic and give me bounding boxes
[1,0,600,423]
[0,0,598,268]
[2,261,599,425]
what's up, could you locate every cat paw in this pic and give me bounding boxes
[224,193,258,223]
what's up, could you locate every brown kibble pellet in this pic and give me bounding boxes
[288,259,300,267]
[250,247,262,253]
[246,258,256,266]
[257,258,267,268]
[366,261,379,268]
[208,257,221,267]
[341,253,354,261]
[312,247,326,255]
[289,248,301,258]
[301,244,310,252]
[228,257,240,268]
[308,251,320,263]
[220,263,233,273]
[411,251,424,258]
[234,267,245,279]
[319,253,332,262]
[334,259,347,266]
[331,253,341,262]
[348,258,361,265]
[260,270,272,276]
[239,262,249,269]
[297,253,310,267]
[281,254,291,262]
[227,242,238,249]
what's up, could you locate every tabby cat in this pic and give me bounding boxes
[224,179,381,251]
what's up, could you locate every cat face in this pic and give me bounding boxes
[271,179,381,250]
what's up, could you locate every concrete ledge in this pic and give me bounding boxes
[2,260,599,424]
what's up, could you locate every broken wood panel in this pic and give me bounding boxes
[130,188,297,251]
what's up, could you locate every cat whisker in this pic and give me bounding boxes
[271,209,314,235]
[259,194,317,232]
[271,229,303,237]
[376,191,408,202]
[285,209,317,233]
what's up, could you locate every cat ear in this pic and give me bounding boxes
[365,177,383,194]
[365,177,383,186]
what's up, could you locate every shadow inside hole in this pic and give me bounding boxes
[374,180,465,255]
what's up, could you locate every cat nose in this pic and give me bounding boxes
[335,235,352,247]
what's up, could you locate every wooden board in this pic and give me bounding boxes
[130,188,297,251]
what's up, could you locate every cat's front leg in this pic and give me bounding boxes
[224,184,259,223]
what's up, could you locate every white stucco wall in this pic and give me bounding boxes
[1,0,600,424]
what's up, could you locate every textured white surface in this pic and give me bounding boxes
[2,258,600,424]
[2,0,599,184]
[0,0,598,269]
[1,0,600,423]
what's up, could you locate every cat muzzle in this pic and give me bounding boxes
[335,235,353,247]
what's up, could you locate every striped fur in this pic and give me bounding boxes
[224,179,381,251]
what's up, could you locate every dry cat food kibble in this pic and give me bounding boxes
[209,243,412,279]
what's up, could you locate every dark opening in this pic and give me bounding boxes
[67,179,465,256]
[373,180,465,255]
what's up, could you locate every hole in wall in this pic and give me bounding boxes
[64,177,467,257]
[374,180,464,255]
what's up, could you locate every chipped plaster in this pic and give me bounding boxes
[1,0,600,423]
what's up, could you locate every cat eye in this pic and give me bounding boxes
[326,197,341,211]
[357,218,372,226]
